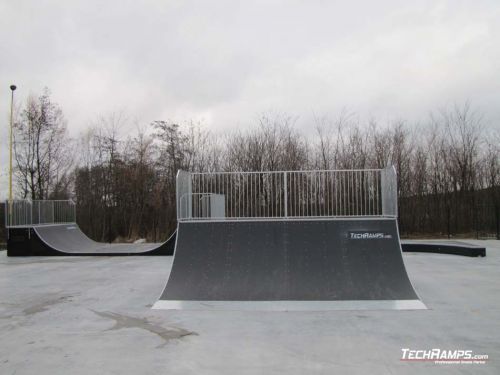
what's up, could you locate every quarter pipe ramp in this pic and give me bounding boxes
[153,218,425,310]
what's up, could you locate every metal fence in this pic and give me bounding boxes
[5,200,76,227]
[177,166,398,221]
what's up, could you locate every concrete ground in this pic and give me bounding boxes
[0,240,499,375]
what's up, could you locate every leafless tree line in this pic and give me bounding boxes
[11,91,500,241]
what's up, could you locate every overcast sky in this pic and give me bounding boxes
[1,0,499,197]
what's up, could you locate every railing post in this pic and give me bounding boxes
[176,170,180,221]
[381,166,397,217]
[8,200,12,227]
[188,174,192,220]
[284,172,288,218]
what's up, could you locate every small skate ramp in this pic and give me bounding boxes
[401,240,486,257]
[7,224,176,256]
[154,219,425,310]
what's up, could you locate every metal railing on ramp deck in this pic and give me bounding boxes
[5,200,76,227]
[176,166,398,221]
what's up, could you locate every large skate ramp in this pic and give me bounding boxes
[7,224,176,256]
[154,219,425,310]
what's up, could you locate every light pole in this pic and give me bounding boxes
[9,84,16,225]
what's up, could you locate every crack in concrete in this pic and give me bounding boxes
[91,310,197,347]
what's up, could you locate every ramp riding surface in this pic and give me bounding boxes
[7,224,176,256]
[154,219,425,310]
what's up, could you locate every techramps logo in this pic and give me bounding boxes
[400,348,489,365]
[348,231,392,240]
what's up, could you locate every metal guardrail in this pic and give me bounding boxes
[177,166,398,221]
[5,200,76,227]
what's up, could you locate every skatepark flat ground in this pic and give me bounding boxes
[0,240,499,374]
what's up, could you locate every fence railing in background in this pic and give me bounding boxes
[5,200,76,227]
[176,166,398,221]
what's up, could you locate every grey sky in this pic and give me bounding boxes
[1,0,499,197]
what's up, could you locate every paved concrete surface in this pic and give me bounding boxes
[0,240,499,374]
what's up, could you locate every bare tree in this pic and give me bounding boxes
[14,88,73,200]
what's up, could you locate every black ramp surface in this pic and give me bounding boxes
[7,224,176,256]
[156,219,424,309]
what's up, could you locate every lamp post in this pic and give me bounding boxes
[9,84,16,225]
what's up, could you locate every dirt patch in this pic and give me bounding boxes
[91,310,197,347]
